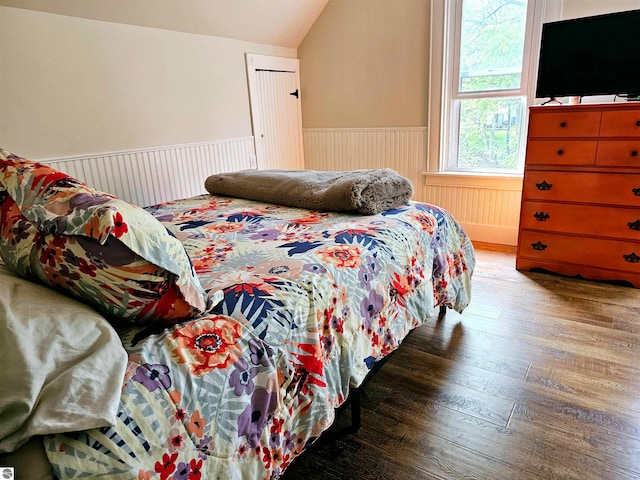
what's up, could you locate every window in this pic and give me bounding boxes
[432,0,546,174]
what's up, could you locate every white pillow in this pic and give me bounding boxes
[0,263,128,453]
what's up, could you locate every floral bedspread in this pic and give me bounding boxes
[45,195,475,480]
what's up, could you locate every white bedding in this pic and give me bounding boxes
[0,263,128,453]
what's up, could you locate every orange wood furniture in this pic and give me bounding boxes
[516,103,640,287]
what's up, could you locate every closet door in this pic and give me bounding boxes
[246,54,304,171]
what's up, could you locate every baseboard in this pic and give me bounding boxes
[461,223,519,246]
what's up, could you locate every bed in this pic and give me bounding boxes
[0,149,475,480]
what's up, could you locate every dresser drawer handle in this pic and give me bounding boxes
[633,188,640,196]
[560,122,567,128]
[534,211,550,221]
[632,151,639,157]
[536,180,553,191]
[557,149,564,156]
[636,120,640,127]
[623,252,640,263]
[628,220,640,230]
[531,241,548,251]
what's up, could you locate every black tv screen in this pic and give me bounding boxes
[535,9,640,100]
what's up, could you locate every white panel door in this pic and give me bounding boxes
[246,54,305,170]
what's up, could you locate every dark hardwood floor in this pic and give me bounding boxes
[282,243,640,480]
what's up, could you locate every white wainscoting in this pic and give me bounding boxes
[303,127,428,198]
[44,138,256,207]
[303,127,522,246]
[41,133,522,245]
[423,174,523,246]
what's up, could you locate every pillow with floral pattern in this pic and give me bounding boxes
[0,149,209,324]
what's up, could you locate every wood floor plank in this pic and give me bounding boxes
[403,326,532,381]
[375,352,515,428]
[398,329,640,430]
[526,363,640,415]
[509,402,640,477]
[282,244,640,480]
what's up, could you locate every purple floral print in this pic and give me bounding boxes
[230,358,259,396]
[132,363,172,392]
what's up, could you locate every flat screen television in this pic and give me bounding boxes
[535,9,640,101]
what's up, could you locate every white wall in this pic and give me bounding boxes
[0,6,296,159]
[561,0,640,18]
[298,0,429,129]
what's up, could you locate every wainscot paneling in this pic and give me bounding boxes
[302,127,428,198]
[44,138,256,207]
[423,174,523,246]
[303,127,522,246]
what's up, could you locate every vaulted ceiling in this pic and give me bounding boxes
[0,0,329,48]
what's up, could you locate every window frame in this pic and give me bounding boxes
[427,0,557,176]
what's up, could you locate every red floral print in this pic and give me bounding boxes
[112,211,128,237]
[154,453,177,480]
[168,316,242,375]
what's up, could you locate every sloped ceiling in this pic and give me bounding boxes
[0,0,329,48]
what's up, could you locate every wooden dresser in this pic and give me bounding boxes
[516,102,640,287]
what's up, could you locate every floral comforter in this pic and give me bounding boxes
[44,195,475,480]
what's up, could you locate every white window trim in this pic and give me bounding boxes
[423,171,525,190]
[425,0,562,178]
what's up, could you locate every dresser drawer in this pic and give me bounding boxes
[596,140,640,167]
[526,140,596,165]
[518,231,640,273]
[520,201,640,239]
[522,171,640,206]
[528,111,601,138]
[599,109,640,137]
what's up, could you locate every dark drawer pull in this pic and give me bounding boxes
[623,252,640,263]
[636,120,640,127]
[633,188,640,196]
[557,149,564,156]
[536,180,553,191]
[531,241,548,251]
[629,220,640,230]
[534,211,550,222]
[560,122,567,128]
[632,151,639,157]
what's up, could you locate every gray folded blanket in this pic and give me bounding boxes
[204,168,414,215]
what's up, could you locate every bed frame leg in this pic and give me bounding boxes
[349,387,362,432]
[340,324,424,435]
[339,312,446,435]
